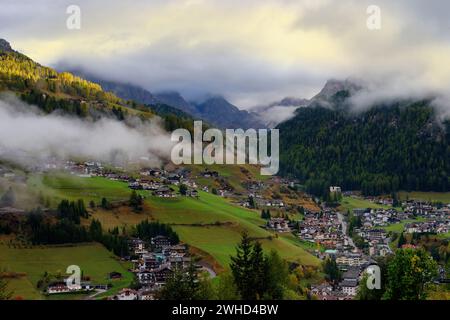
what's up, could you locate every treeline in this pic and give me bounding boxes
[133,219,179,245]
[22,200,179,257]
[279,97,450,196]
[21,90,89,117]
[57,199,88,224]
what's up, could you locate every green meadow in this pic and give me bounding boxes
[398,191,450,203]
[339,196,391,213]
[0,242,133,300]
[27,173,131,205]
[380,217,426,233]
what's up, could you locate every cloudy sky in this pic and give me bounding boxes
[1,0,450,108]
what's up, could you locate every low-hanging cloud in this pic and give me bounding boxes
[0,96,174,167]
[346,76,450,120]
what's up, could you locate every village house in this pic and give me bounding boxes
[114,288,138,300]
[152,186,177,198]
[166,174,182,185]
[137,270,154,285]
[338,268,361,297]
[46,282,76,295]
[140,253,165,271]
[369,244,392,257]
[339,279,358,296]
[129,238,148,255]
[138,288,158,300]
[200,169,219,178]
[140,168,165,177]
[185,188,199,198]
[310,283,333,299]
[152,265,174,284]
[335,252,368,268]
[46,280,93,295]
[267,218,291,233]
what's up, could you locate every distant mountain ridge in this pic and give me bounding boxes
[69,69,266,129]
[154,91,198,115]
[193,96,264,129]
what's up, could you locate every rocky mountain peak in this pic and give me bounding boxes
[0,39,14,52]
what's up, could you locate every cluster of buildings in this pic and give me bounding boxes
[113,235,194,300]
[254,198,285,208]
[298,210,347,250]
[309,195,450,300]
[310,267,363,300]
[403,200,450,219]
[44,235,198,300]
[130,168,201,198]
[303,205,382,300]
[353,208,408,227]
[405,220,450,234]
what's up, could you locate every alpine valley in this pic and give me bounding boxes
[0,37,449,302]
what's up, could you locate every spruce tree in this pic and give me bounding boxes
[397,232,406,248]
[230,231,256,300]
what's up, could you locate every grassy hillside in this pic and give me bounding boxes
[0,241,133,300]
[147,191,319,267]
[28,174,131,205]
[398,191,450,203]
[25,173,319,268]
[186,164,270,193]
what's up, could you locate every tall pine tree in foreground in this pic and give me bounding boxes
[230,231,255,299]
[230,231,289,300]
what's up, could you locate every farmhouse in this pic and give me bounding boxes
[114,288,138,300]
[200,169,219,178]
[108,271,123,280]
[46,280,93,295]
[153,186,177,198]
[267,218,290,233]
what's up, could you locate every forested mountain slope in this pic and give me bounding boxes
[279,91,450,196]
[0,39,194,132]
